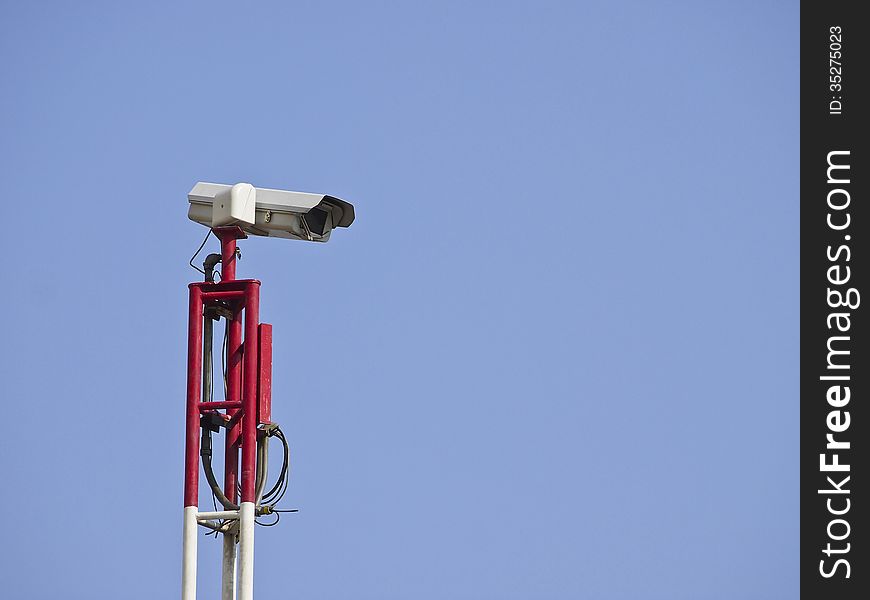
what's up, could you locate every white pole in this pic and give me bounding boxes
[237,501,256,600]
[197,510,241,521]
[222,532,238,600]
[182,505,199,600]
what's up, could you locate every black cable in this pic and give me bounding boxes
[261,427,290,505]
[222,319,228,399]
[202,423,292,522]
[252,425,292,529]
[203,519,238,538]
[255,513,281,527]
[199,270,238,512]
[189,229,212,275]
[202,428,239,511]
[200,402,293,524]
[261,468,288,505]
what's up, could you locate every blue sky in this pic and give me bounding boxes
[0,1,798,598]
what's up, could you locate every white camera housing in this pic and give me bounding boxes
[212,183,257,227]
[188,182,355,243]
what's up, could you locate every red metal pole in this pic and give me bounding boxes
[225,306,243,504]
[213,226,246,282]
[213,226,247,505]
[201,290,246,301]
[184,285,204,507]
[199,401,243,411]
[220,234,237,281]
[241,282,260,503]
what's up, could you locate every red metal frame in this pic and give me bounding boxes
[258,324,273,425]
[184,227,273,510]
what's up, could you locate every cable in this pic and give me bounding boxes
[201,427,238,511]
[222,319,228,399]
[255,434,269,504]
[200,272,221,514]
[189,229,213,275]
[196,289,293,527]
[261,426,290,506]
[201,424,292,520]
[255,512,281,527]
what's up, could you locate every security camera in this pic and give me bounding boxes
[188,182,355,242]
